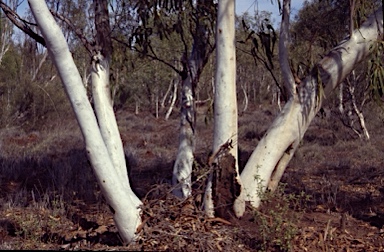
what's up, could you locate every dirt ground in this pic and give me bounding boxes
[0,102,384,251]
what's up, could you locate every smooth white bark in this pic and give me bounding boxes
[237,7,383,213]
[91,58,123,182]
[241,83,249,113]
[266,0,296,193]
[204,0,243,217]
[339,83,344,113]
[29,0,141,243]
[161,79,174,109]
[91,55,142,206]
[31,51,48,82]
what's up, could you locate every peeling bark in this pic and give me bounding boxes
[205,0,243,218]
[172,0,215,198]
[210,140,241,219]
[172,75,195,198]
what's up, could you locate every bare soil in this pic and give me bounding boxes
[0,102,384,251]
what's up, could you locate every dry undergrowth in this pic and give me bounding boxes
[134,184,246,251]
[1,104,384,250]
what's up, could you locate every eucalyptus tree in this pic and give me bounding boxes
[2,0,214,243]
[203,0,244,218]
[3,0,384,246]
[170,0,216,198]
[128,0,216,198]
[290,0,379,140]
[11,0,143,244]
[234,0,384,214]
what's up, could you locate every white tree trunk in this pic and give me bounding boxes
[165,79,178,120]
[172,0,213,199]
[172,76,194,198]
[161,78,174,109]
[91,54,141,203]
[237,6,383,214]
[266,0,296,194]
[155,88,159,118]
[339,82,344,113]
[347,71,370,140]
[241,83,249,113]
[29,0,142,244]
[204,0,243,218]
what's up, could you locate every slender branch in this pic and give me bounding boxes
[50,9,94,55]
[237,46,284,96]
[0,1,45,46]
[112,36,184,76]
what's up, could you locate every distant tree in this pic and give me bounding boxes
[236,10,283,108]
[0,0,14,65]
[0,1,69,128]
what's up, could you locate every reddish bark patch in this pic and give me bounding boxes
[211,144,241,220]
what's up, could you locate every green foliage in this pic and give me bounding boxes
[236,11,281,104]
[292,0,381,74]
[291,0,349,76]
[238,11,277,71]
[291,0,382,117]
[248,170,308,251]
[132,0,216,52]
[0,42,69,130]
[368,40,384,102]
[253,184,309,252]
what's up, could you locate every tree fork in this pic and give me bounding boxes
[236,6,384,215]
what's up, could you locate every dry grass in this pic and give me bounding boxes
[0,103,384,250]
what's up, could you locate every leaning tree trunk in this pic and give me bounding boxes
[29,0,142,244]
[236,6,383,215]
[264,0,296,194]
